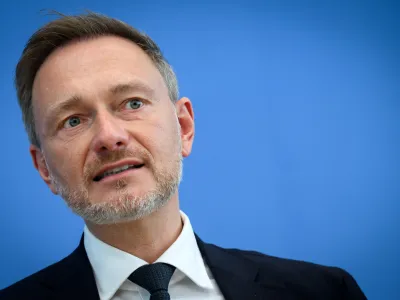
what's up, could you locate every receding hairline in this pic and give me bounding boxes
[33,33,157,71]
[15,11,179,148]
[32,36,167,132]
[33,33,170,96]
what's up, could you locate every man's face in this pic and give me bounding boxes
[30,36,194,224]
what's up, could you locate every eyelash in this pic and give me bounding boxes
[58,98,146,130]
[60,115,84,130]
[122,98,145,110]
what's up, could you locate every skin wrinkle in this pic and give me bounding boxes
[43,79,159,135]
[30,35,194,261]
[48,132,183,224]
[32,36,188,224]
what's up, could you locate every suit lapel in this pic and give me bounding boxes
[195,234,296,300]
[40,233,296,300]
[45,235,100,300]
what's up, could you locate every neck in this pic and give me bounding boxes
[85,193,182,263]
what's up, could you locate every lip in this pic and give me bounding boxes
[93,159,144,181]
[94,166,144,183]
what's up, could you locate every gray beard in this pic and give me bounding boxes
[50,155,183,225]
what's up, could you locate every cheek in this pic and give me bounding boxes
[45,144,86,182]
[137,118,180,158]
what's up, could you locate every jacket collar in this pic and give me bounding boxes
[46,234,293,300]
[195,234,293,300]
[37,235,99,300]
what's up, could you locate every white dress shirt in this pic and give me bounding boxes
[84,211,225,300]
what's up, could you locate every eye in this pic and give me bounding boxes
[125,99,143,110]
[63,116,81,129]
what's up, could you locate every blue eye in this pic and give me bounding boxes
[125,99,143,110]
[64,116,81,128]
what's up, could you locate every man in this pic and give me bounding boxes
[1,11,366,300]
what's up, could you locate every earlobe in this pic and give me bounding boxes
[175,97,195,158]
[29,145,58,194]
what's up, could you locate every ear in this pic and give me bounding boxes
[29,145,58,194]
[175,97,195,157]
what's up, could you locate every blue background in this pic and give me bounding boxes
[0,1,399,299]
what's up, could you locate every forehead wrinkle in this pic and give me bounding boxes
[33,37,169,134]
[108,79,158,101]
[45,95,83,119]
[40,94,87,136]
[42,77,160,123]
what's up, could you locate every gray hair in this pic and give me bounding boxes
[15,11,179,148]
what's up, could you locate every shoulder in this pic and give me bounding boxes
[214,245,366,299]
[229,247,349,279]
[0,253,75,300]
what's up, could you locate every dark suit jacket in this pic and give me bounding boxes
[0,235,366,300]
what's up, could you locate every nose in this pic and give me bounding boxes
[91,112,130,153]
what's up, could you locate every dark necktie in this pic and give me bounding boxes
[128,263,176,300]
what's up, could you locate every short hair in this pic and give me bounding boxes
[15,11,179,148]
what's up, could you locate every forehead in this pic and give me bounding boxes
[32,35,166,108]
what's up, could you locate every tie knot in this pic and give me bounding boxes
[128,263,176,299]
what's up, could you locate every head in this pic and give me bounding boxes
[15,12,194,225]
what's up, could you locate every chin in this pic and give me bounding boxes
[81,192,165,225]
[94,187,150,203]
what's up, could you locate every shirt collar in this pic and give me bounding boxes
[84,211,213,300]
[155,211,213,290]
[84,226,147,300]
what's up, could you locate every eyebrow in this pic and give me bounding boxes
[109,80,155,97]
[44,80,156,125]
[45,95,84,128]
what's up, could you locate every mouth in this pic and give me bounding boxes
[93,163,145,182]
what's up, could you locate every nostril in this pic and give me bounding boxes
[99,142,126,152]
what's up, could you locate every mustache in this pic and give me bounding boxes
[83,148,151,182]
